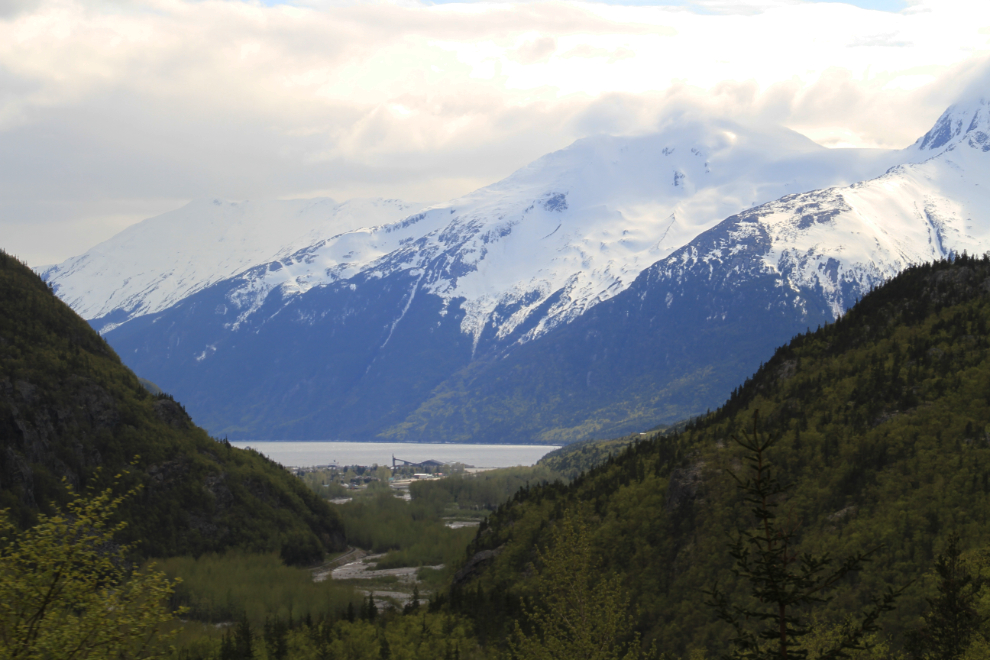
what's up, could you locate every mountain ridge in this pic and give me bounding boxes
[451,254,990,655]
[42,95,990,443]
[40,197,426,333]
[42,115,910,342]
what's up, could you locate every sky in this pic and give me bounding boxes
[1,0,989,266]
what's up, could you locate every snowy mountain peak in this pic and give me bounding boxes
[41,115,912,342]
[39,196,425,332]
[202,117,913,352]
[914,95,990,154]
[42,95,990,443]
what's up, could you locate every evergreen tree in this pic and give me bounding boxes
[366,594,378,623]
[264,615,289,660]
[405,586,421,614]
[705,411,902,660]
[218,629,236,660]
[233,615,253,660]
[906,535,986,660]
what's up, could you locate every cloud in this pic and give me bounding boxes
[0,0,41,19]
[1,0,990,265]
[510,36,557,64]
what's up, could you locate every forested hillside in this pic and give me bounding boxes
[0,249,344,562]
[452,254,990,656]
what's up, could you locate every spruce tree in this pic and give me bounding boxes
[705,411,902,660]
[264,615,289,660]
[906,535,985,660]
[366,593,378,622]
[233,615,253,660]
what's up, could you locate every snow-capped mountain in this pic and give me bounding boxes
[664,94,990,321]
[378,95,990,443]
[39,197,425,333]
[232,119,916,352]
[43,116,905,339]
[43,95,990,443]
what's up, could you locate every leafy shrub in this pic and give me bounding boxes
[160,551,357,624]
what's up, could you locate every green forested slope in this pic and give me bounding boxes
[535,419,688,480]
[451,255,990,655]
[0,249,344,562]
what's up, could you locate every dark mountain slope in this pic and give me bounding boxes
[105,205,836,444]
[384,210,836,444]
[451,254,990,654]
[0,249,344,562]
[82,98,990,444]
[104,265,476,440]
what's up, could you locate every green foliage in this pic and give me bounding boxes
[539,437,648,480]
[170,605,491,660]
[375,244,829,446]
[705,412,902,660]
[0,482,181,660]
[158,551,357,624]
[336,492,475,571]
[509,513,652,660]
[800,616,905,660]
[138,377,164,396]
[286,609,490,660]
[906,536,986,660]
[297,470,351,499]
[409,465,562,511]
[218,616,254,660]
[0,248,344,560]
[451,255,990,656]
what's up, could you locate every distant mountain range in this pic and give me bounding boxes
[39,95,990,443]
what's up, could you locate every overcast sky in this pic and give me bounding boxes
[1,0,989,266]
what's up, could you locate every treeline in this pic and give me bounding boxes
[185,606,488,660]
[337,491,476,573]
[409,465,561,511]
[161,552,356,624]
[451,254,990,657]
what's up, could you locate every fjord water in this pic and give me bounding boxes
[231,441,560,468]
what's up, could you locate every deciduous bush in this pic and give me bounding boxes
[0,482,181,660]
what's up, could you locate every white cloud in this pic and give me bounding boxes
[1,0,989,265]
